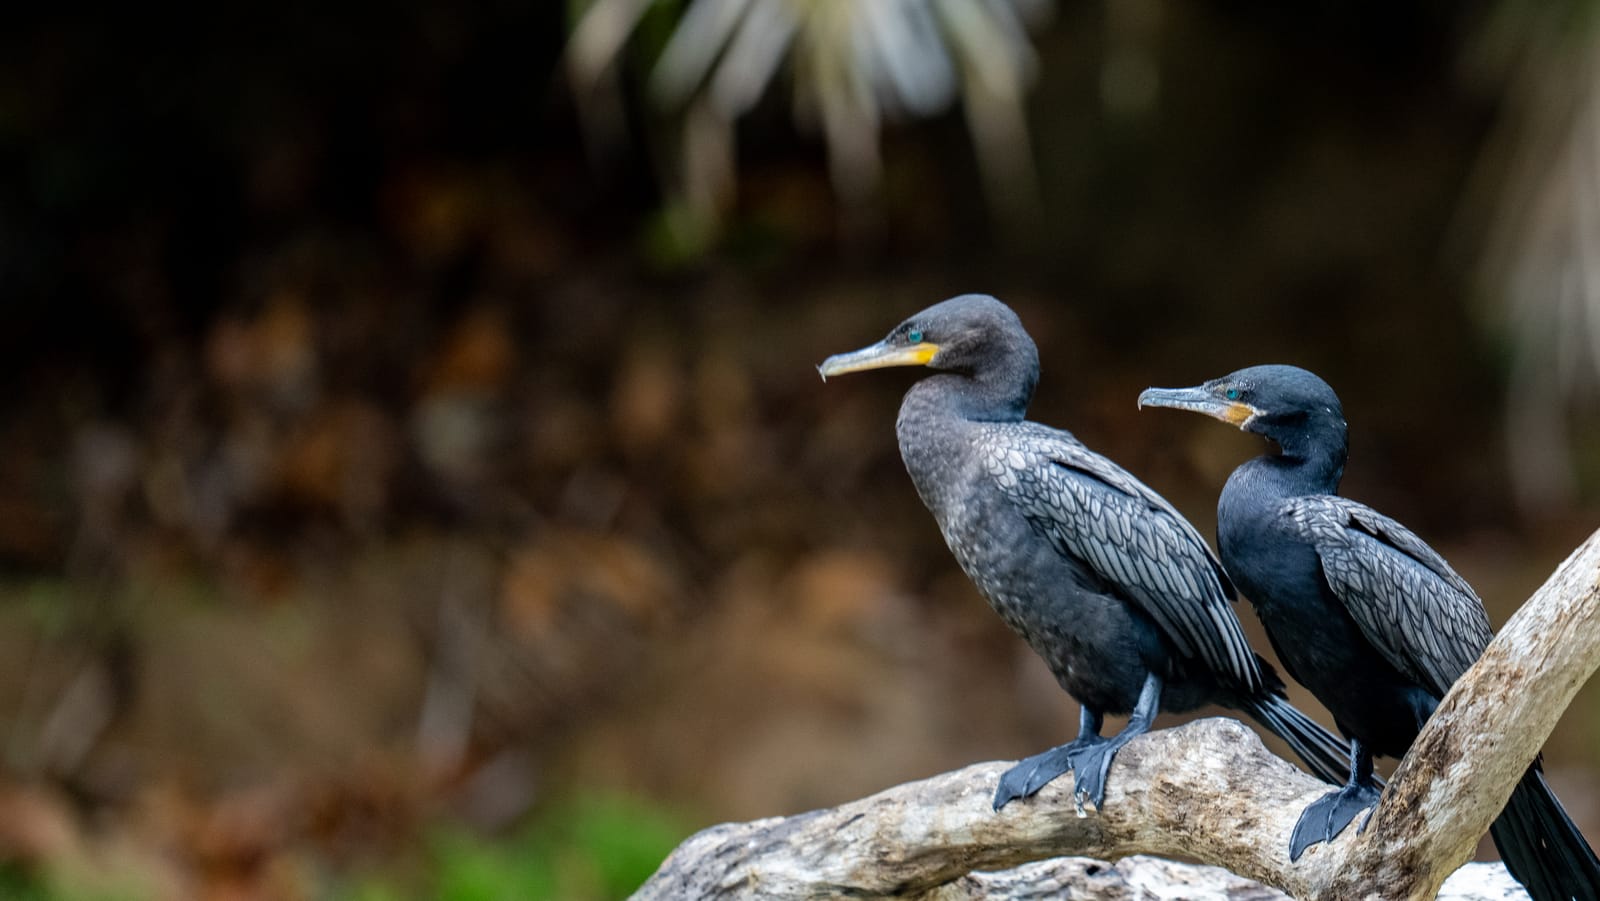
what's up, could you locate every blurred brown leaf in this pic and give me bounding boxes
[499,530,678,644]
[610,343,685,460]
[425,307,517,397]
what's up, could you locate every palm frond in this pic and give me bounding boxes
[566,0,1053,237]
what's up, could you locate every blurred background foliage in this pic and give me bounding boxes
[3,0,1600,897]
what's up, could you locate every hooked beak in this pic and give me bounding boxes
[1137,385,1261,429]
[817,339,940,381]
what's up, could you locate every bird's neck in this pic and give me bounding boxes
[901,369,1034,425]
[1229,429,1347,507]
[895,372,1029,517]
[1217,431,1346,617]
[1269,425,1347,494]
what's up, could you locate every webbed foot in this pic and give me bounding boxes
[1289,781,1381,861]
[992,737,1102,811]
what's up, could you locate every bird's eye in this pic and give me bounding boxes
[1225,387,1240,400]
[908,329,923,344]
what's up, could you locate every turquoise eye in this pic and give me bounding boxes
[1225,388,1240,400]
[908,329,923,344]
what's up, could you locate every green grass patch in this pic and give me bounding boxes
[344,793,687,901]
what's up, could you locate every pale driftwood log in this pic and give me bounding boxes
[921,855,1520,899]
[636,527,1600,900]
[633,722,1522,899]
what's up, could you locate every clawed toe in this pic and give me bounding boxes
[1289,806,1326,861]
[993,739,1103,811]
[1356,804,1376,834]
[992,770,1035,811]
[1067,743,1118,810]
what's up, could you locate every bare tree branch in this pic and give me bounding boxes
[635,527,1600,899]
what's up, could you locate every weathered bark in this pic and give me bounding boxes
[632,721,1330,899]
[918,856,1521,900]
[635,527,1600,900]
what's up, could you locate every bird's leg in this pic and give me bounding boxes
[1063,671,1163,811]
[992,706,1105,811]
[1289,738,1381,861]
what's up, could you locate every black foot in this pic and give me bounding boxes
[1063,739,1122,811]
[1289,782,1382,861]
[992,738,1102,811]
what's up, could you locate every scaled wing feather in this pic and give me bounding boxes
[979,424,1265,693]
[1285,495,1492,697]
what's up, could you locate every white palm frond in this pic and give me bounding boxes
[566,0,1053,232]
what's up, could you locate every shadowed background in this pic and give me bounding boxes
[1,1,1598,897]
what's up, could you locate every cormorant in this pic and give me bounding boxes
[1140,364,1600,900]
[818,296,1353,811]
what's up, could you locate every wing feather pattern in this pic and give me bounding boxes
[978,424,1265,693]
[1284,495,1492,697]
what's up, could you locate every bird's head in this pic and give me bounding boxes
[817,294,1040,418]
[818,294,1037,379]
[1138,364,1347,453]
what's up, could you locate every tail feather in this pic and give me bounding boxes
[1242,692,1355,787]
[1493,798,1563,901]
[1490,765,1600,901]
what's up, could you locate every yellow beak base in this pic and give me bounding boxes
[818,341,940,380]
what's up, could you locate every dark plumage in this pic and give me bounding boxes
[819,296,1352,810]
[1141,364,1599,899]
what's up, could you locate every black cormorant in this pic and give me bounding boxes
[1140,364,1599,900]
[819,296,1352,810]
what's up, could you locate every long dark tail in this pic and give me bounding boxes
[1240,691,1352,787]
[1490,764,1600,901]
